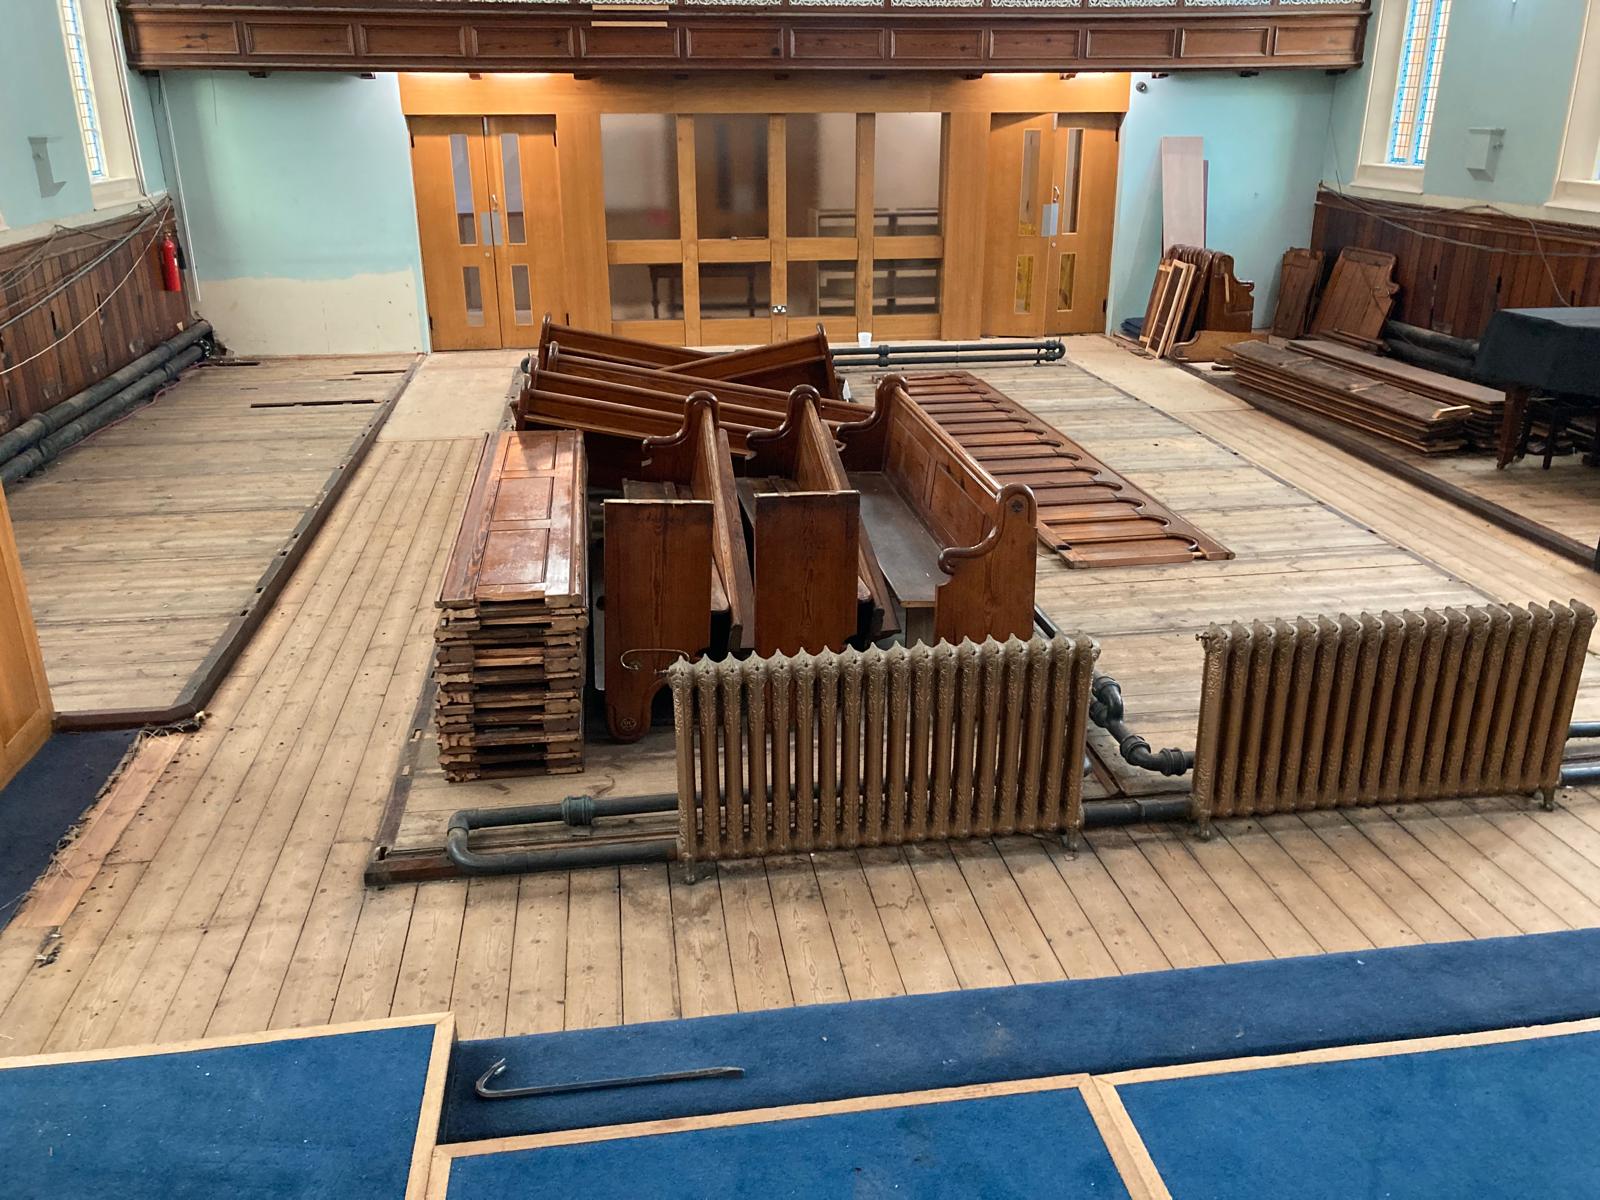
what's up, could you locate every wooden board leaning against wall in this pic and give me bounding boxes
[400,72,1129,349]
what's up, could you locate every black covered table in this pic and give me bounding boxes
[1477,307,1600,468]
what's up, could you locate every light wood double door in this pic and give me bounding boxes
[410,116,565,350]
[983,113,1118,337]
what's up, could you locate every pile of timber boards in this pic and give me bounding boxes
[434,430,587,781]
[1290,337,1506,449]
[1229,341,1469,454]
[899,372,1231,568]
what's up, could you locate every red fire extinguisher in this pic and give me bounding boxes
[159,234,182,293]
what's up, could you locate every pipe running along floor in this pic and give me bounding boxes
[4,338,1600,1056]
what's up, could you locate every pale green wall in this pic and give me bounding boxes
[157,72,427,353]
[1109,71,1337,328]
[1,0,94,228]
[1327,0,1591,215]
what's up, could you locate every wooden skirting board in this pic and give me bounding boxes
[899,372,1230,568]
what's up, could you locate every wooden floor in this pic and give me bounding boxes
[1373,426,1600,551]
[7,355,415,715]
[8,339,1600,1057]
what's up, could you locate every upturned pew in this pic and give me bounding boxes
[667,329,843,398]
[602,396,752,740]
[535,315,699,370]
[838,375,1038,646]
[545,343,861,424]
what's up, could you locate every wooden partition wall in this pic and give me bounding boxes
[0,483,51,790]
[0,205,190,435]
[400,72,1129,348]
[1311,189,1600,342]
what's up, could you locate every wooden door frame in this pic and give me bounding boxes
[401,75,1131,344]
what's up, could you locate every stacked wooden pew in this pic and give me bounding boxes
[434,430,588,779]
[500,321,1044,743]
[1229,341,1469,454]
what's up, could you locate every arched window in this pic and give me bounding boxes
[1384,0,1452,168]
[1351,0,1454,192]
[56,0,146,207]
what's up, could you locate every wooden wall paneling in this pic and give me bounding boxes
[940,111,989,341]
[555,111,611,329]
[0,207,188,433]
[123,7,1370,73]
[855,113,875,334]
[1310,189,1600,341]
[675,114,703,345]
[769,114,788,343]
[0,483,52,791]
[400,71,1133,119]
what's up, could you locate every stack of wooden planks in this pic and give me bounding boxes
[1229,341,1469,454]
[434,430,588,780]
[1290,338,1507,449]
[899,372,1231,567]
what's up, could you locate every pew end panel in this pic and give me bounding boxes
[601,498,715,741]
[637,394,756,652]
[750,490,861,657]
[935,484,1039,645]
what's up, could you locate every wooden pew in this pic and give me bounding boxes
[739,386,896,652]
[521,368,778,452]
[546,343,862,424]
[838,375,1037,645]
[669,329,843,398]
[536,314,699,370]
[602,396,751,741]
[535,319,838,400]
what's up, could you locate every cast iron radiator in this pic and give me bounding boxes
[1192,601,1595,833]
[670,635,1099,865]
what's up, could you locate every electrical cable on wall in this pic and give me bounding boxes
[0,222,171,378]
[0,202,172,329]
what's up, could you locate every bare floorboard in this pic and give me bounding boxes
[7,354,416,714]
[8,341,1600,1055]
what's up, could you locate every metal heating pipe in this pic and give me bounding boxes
[833,339,1065,370]
[444,786,1194,875]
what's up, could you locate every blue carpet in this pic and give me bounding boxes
[0,730,138,928]
[3,1022,438,1199]
[444,929,1600,1142]
[1120,1028,1600,1198]
[445,1086,1128,1199]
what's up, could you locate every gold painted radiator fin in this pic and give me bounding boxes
[670,634,1098,865]
[1192,601,1595,833]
